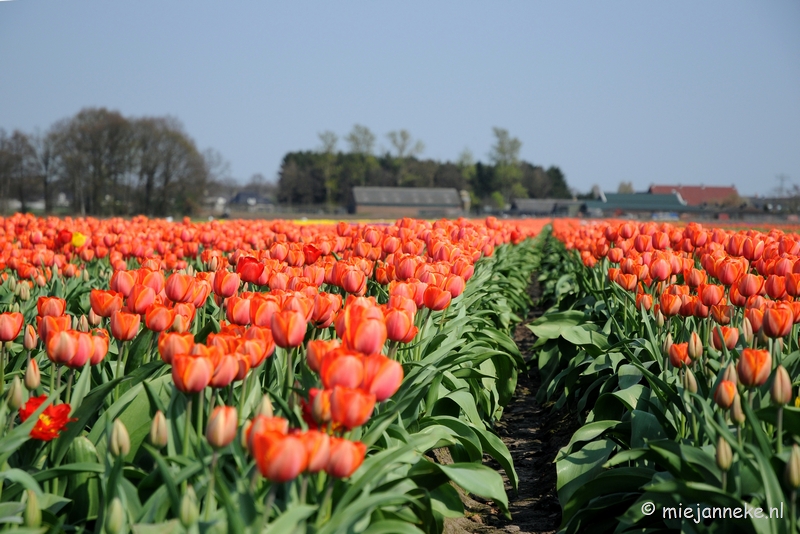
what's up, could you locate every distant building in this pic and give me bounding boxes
[582,192,699,218]
[352,187,463,218]
[511,198,581,217]
[648,184,739,207]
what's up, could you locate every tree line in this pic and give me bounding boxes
[277,125,571,211]
[0,108,222,216]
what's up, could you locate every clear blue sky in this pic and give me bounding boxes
[1,1,798,197]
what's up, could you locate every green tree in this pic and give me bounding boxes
[489,127,523,204]
[345,124,376,155]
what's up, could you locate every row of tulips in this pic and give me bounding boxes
[532,220,800,533]
[0,214,545,533]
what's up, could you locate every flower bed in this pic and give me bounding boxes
[0,213,545,533]
[534,219,800,533]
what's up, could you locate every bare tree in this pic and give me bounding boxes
[318,131,338,154]
[0,130,38,214]
[386,129,424,159]
[345,124,376,155]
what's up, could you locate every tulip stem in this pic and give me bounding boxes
[65,369,74,405]
[204,451,218,522]
[183,396,193,456]
[299,475,308,504]
[238,374,249,423]
[791,490,796,534]
[261,484,277,531]
[721,471,727,492]
[196,391,204,444]
[55,367,63,404]
[777,406,784,455]
[283,348,294,403]
[315,478,335,528]
[114,342,129,402]
[0,345,5,396]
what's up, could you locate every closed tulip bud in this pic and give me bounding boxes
[682,367,698,394]
[731,394,746,426]
[149,410,168,448]
[23,489,41,528]
[714,380,737,409]
[180,486,199,528]
[23,325,37,350]
[78,315,89,333]
[771,365,792,406]
[655,309,665,328]
[722,363,738,385]
[110,419,130,458]
[105,497,124,534]
[256,394,274,418]
[10,303,19,313]
[206,405,237,449]
[662,333,673,356]
[716,436,732,472]
[786,444,800,489]
[24,359,40,390]
[688,332,703,360]
[18,283,30,301]
[742,318,754,344]
[6,376,23,410]
[88,309,102,326]
[8,276,16,291]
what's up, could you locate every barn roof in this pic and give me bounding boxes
[648,185,738,206]
[352,187,461,207]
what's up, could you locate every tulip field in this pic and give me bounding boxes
[0,213,547,533]
[535,219,800,533]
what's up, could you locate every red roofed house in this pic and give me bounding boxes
[648,184,740,207]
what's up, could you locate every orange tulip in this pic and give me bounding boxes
[711,326,739,350]
[423,285,452,310]
[786,273,800,297]
[335,301,387,355]
[311,292,341,328]
[158,332,195,365]
[326,438,367,478]
[341,268,367,295]
[745,307,764,334]
[737,348,771,388]
[649,258,671,281]
[145,305,177,333]
[23,324,38,350]
[209,352,238,389]
[710,304,733,325]
[306,339,340,373]
[738,274,765,297]
[320,350,364,390]
[225,296,251,326]
[236,256,265,285]
[443,274,466,298]
[0,312,24,342]
[90,330,109,365]
[301,430,331,473]
[668,343,691,368]
[362,355,403,401]
[699,284,724,307]
[614,273,638,292]
[271,309,307,348]
[252,432,308,483]
[763,306,793,338]
[684,267,707,288]
[330,386,375,429]
[90,289,123,318]
[127,284,156,315]
[659,292,681,317]
[37,314,71,343]
[171,353,213,393]
[250,294,282,328]
[212,269,240,299]
[37,296,66,318]
[110,310,140,341]
[765,274,787,300]
[110,270,137,298]
[384,307,418,343]
[46,330,78,366]
[246,415,289,453]
[165,272,196,303]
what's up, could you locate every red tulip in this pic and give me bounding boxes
[236,256,265,285]
[423,286,452,310]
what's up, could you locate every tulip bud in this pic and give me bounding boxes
[35,275,46,287]
[662,333,673,357]
[241,419,252,449]
[149,411,168,449]
[78,315,90,333]
[24,359,40,391]
[716,436,732,472]
[23,489,41,528]
[3,341,11,351]
[83,270,90,282]
[186,265,196,277]
[731,393,746,426]
[72,315,80,330]
[742,318,754,344]
[682,368,698,394]
[180,486,199,528]
[786,444,800,490]
[8,276,16,292]
[206,406,237,449]
[23,325,37,350]
[88,309,102,326]
[655,309,665,328]
[6,376,23,410]
[110,419,130,458]
[256,394,274,418]
[105,497,124,534]
[688,332,703,360]
[18,284,29,301]
[10,303,19,313]
[771,365,792,406]
[51,264,59,279]
[722,363,738,386]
